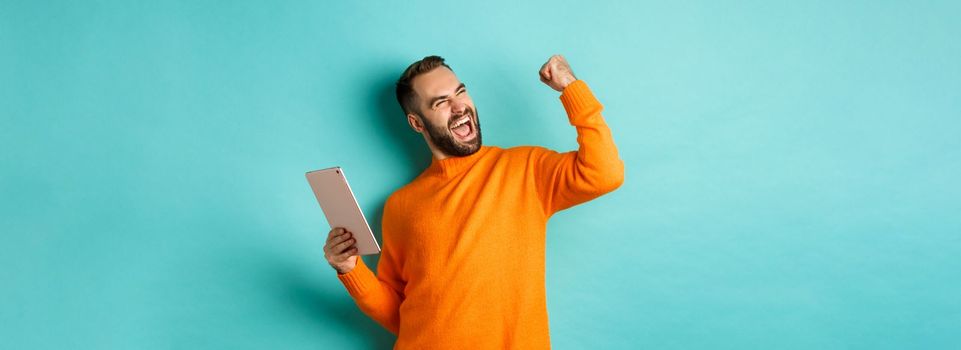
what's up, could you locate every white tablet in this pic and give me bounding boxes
[306,167,381,255]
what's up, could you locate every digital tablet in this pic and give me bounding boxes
[305,167,381,255]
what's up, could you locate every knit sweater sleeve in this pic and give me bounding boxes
[532,80,625,215]
[336,197,405,334]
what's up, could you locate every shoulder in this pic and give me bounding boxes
[500,145,562,161]
[384,183,415,214]
[383,169,435,213]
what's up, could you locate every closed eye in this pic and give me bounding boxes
[429,83,467,110]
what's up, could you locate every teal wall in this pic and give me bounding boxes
[2,1,959,349]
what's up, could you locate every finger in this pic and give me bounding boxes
[540,73,553,86]
[326,228,349,244]
[325,234,352,256]
[332,244,358,261]
[548,56,562,77]
[549,54,560,67]
[539,62,551,80]
[326,227,344,241]
[335,245,359,260]
[333,236,356,253]
[326,233,352,252]
[325,237,353,259]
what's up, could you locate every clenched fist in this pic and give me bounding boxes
[324,227,358,274]
[539,54,577,92]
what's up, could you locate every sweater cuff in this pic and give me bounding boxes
[559,80,603,124]
[336,257,376,297]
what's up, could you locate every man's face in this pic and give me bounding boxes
[409,67,482,158]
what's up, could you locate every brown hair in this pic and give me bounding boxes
[396,55,452,115]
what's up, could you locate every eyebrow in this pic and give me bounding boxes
[427,83,466,108]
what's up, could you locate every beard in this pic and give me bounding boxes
[420,106,483,157]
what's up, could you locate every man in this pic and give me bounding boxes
[323,54,624,348]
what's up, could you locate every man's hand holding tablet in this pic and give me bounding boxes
[324,227,357,274]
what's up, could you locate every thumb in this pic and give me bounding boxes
[539,62,552,81]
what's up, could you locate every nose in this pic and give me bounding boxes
[451,97,467,115]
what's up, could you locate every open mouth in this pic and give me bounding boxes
[449,114,476,142]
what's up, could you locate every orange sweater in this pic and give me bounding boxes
[337,80,624,349]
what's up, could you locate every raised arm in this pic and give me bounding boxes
[533,55,625,215]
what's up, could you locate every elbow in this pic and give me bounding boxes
[579,158,624,195]
[597,159,625,194]
[359,303,400,335]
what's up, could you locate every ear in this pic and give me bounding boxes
[407,113,424,133]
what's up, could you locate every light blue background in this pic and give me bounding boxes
[2,1,959,349]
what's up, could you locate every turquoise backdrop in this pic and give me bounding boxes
[2,1,959,349]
